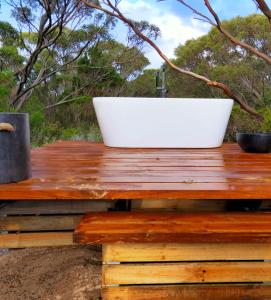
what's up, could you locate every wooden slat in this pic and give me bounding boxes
[74,212,271,244]
[1,141,271,200]
[102,285,271,300]
[0,232,73,248]
[103,243,271,262]
[0,200,112,215]
[102,262,271,285]
[132,199,227,211]
[0,215,81,231]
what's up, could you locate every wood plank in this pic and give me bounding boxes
[3,184,271,200]
[132,199,227,211]
[1,141,271,200]
[102,285,271,300]
[103,243,271,262]
[0,200,112,215]
[0,232,73,248]
[0,215,81,231]
[102,262,271,285]
[74,212,271,244]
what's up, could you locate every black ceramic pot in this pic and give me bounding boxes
[236,132,271,153]
[0,113,31,184]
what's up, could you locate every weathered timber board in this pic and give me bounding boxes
[1,141,271,200]
[102,262,271,285]
[103,243,271,262]
[102,285,271,300]
[132,199,227,211]
[0,215,81,231]
[0,200,112,215]
[74,211,271,244]
[0,232,73,248]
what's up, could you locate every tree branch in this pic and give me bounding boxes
[14,39,91,110]
[204,0,271,64]
[11,0,90,109]
[81,0,262,119]
[40,71,112,110]
[254,0,271,21]
[177,0,271,65]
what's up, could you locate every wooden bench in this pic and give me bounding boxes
[74,211,271,300]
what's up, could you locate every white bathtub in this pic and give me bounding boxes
[93,97,233,148]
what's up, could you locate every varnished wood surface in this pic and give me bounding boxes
[102,285,271,300]
[74,211,271,243]
[1,141,271,200]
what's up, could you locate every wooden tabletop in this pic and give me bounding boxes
[1,141,271,200]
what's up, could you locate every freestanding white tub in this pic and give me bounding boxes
[93,97,233,148]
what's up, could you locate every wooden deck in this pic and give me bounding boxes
[1,141,271,200]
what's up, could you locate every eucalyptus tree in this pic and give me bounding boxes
[41,39,149,111]
[81,0,271,119]
[4,0,113,110]
[168,14,271,107]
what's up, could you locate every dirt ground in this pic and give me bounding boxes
[0,246,102,300]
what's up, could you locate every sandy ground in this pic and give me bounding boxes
[0,246,102,300]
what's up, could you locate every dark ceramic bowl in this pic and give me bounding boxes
[236,132,271,153]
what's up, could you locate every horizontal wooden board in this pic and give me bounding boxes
[74,211,271,244]
[0,215,81,231]
[1,141,271,200]
[102,285,271,300]
[0,232,73,248]
[0,200,112,215]
[132,199,227,211]
[103,243,271,262]
[103,262,271,285]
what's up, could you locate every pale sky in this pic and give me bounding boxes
[0,0,268,68]
[115,0,265,68]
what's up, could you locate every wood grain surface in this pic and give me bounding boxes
[1,141,271,200]
[102,285,271,300]
[74,211,271,243]
[103,243,271,262]
[0,232,73,248]
[102,262,271,285]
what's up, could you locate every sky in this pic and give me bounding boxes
[0,0,266,69]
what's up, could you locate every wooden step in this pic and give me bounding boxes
[74,211,271,244]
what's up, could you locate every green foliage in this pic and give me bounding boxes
[0,21,19,46]
[60,127,81,140]
[168,14,271,139]
[0,3,152,145]
[2,11,270,145]
[170,14,270,105]
[0,70,15,111]
[227,106,271,142]
[126,69,158,97]
[0,45,24,71]
[10,33,149,145]
[260,108,271,132]
[30,111,46,129]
